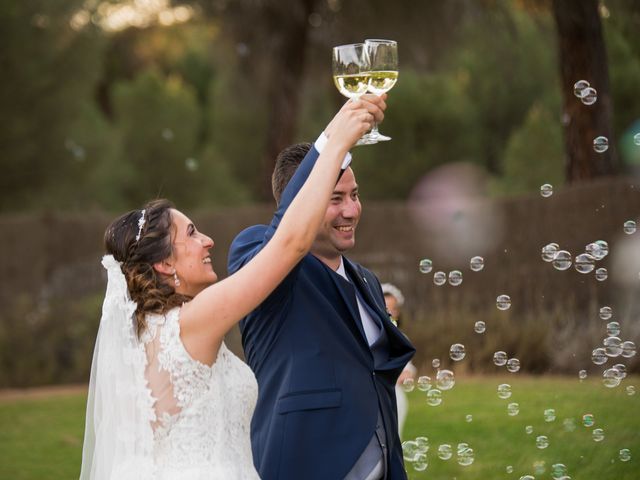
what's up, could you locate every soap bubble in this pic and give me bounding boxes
[470,256,485,271]
[419,258,433,273]
[415,436,429,452]
[507,358,521,373]
[426,389,443,406]
[602,368,621,388]
[525,425,533,434]
[402,378,415,392]
[448,270,463,286]
[540,183,553,197]
[574,253,595,274]
[553,250,572,270]
[593,135,609,153]
[604,336,623,357]
[496,294,512,310]
[581,87,597,105]
[506,465,514,473]
[586,241,607,260]
[449,343,466,361]
[595,267,608,281]
[541,242,560,262]
[582,413,595,427]
[494,351,508,366]
[402,440,420,461]
[497,383,512,399]
[536,435,549,449]
[437,444,453,460]
[606,321,620,337]
[573,79,590,97]
[507,402,520,416]
[619,448,631,462]
[599,306,612,320]
[474,320,486,334]
[417,376,432,392]
[436,369,455,390]
[457,446,474,466]
[433,271,446,285]
[563,417,576,432]
[551,463,568,479]
[622,341,636,358]
[592,428,605,442]
[635,132,640,146]
[626,385,636,396]
[432,358,441,369]
[579,369,587,380]
[465,414,473,422]
[591,347,607,365]
[413,453,428,471]
[544,408,556,422]
[624,220,637,235]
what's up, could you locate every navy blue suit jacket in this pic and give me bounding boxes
[228,146,415,479]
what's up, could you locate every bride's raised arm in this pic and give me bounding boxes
[178,97,385,358]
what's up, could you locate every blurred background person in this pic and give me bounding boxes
[382,283,416,439]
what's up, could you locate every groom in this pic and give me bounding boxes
[228,96,415,480]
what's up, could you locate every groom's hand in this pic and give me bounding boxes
[324,94,387,139]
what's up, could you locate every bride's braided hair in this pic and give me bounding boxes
[104,199,192,337]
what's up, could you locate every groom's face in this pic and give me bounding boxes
[312,167,362,260]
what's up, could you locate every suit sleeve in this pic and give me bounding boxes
[227,145,321,275]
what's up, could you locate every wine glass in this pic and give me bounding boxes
[332,43,375,146]
[364,39,398,142]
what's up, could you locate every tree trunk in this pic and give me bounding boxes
[552,0,619,182]
[258,0,318,201]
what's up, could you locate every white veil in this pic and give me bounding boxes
[80,255,156,479]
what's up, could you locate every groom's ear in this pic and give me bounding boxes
[153,259,174,276]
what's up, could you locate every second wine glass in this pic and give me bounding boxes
[364,39,398,142]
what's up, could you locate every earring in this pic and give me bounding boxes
[173,270,181,287]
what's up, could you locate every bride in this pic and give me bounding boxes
[79,96,385,479]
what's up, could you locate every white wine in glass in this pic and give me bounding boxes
[332,43,375,146]
[364,39,398,142]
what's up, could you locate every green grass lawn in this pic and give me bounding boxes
[402,376,640,479]
[0,377,637,479]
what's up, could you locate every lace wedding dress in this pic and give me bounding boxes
[82,257,260,479]
[139,307,260,479]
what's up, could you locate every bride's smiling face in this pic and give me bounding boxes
[169,209,217,296]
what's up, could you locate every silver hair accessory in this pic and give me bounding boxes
[135,209,146,242]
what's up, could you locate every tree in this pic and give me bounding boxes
[551,0,619,181]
